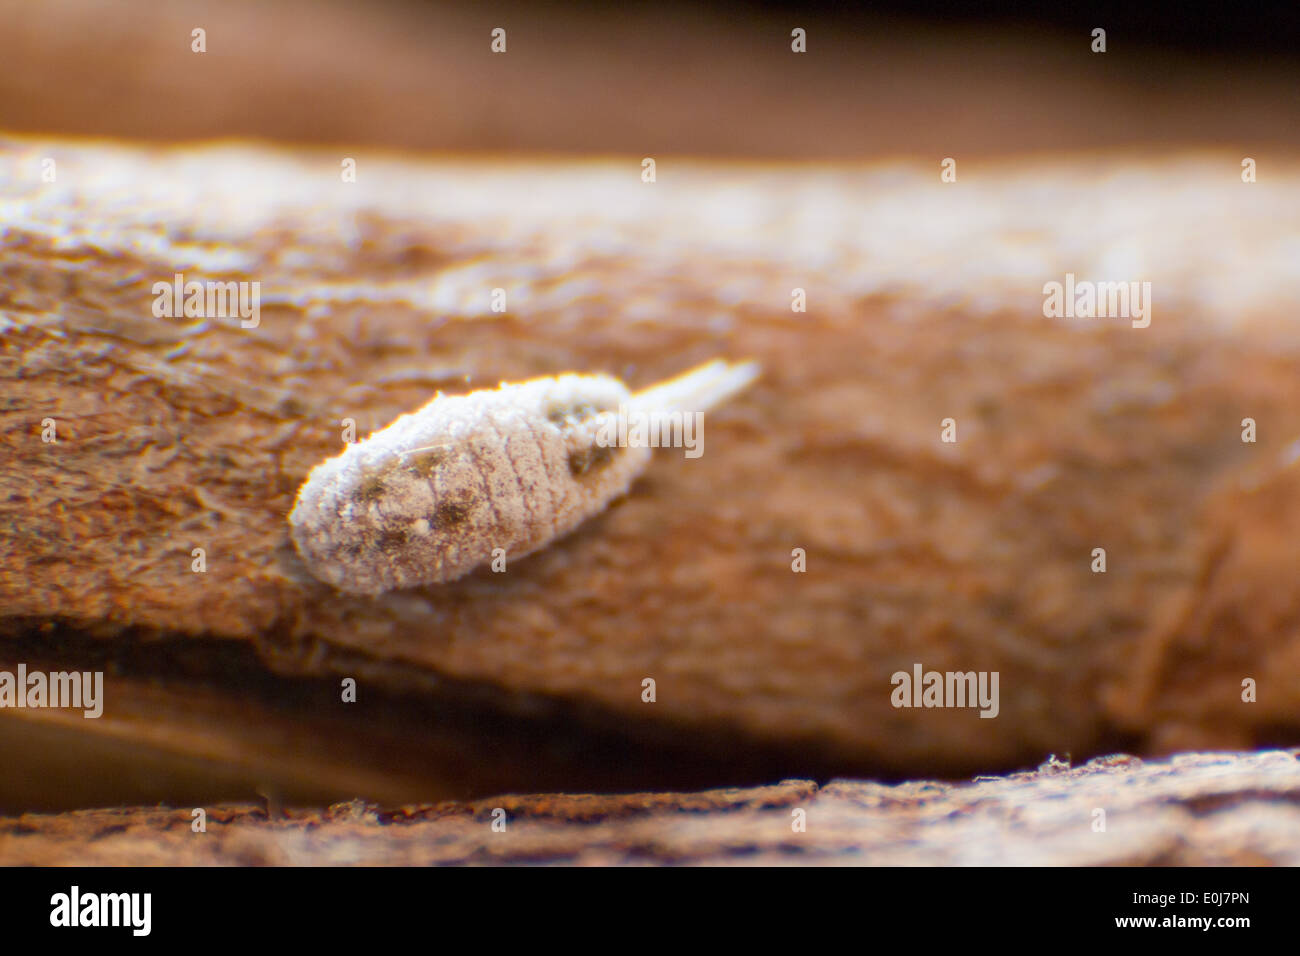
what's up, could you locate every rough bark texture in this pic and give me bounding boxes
[3,136,1300,808]
[4,751,1299,865]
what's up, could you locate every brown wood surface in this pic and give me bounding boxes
[2,0,1298,869]
[3,137,1300,811]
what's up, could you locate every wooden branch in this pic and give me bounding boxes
[3,135,1300,808]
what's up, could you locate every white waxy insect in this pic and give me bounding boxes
[289,359,760,596]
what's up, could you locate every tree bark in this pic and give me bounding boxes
[3,136,1300,807]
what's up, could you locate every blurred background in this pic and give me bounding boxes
[0,0,1296,158]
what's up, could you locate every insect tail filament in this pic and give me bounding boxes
[630,359,761,416]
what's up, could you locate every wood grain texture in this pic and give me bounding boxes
[3,136,1300,804]
[4,751,1299,865]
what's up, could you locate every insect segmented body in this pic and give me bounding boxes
[289,359,760,595]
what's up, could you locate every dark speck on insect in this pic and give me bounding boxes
[403,447,450,476]
[433,494,473,528]
[356,473,387,502]
[568,443,616,476]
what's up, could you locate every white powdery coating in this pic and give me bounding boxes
[289,360,757,596]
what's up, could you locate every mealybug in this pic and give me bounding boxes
[289,359,760,595]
